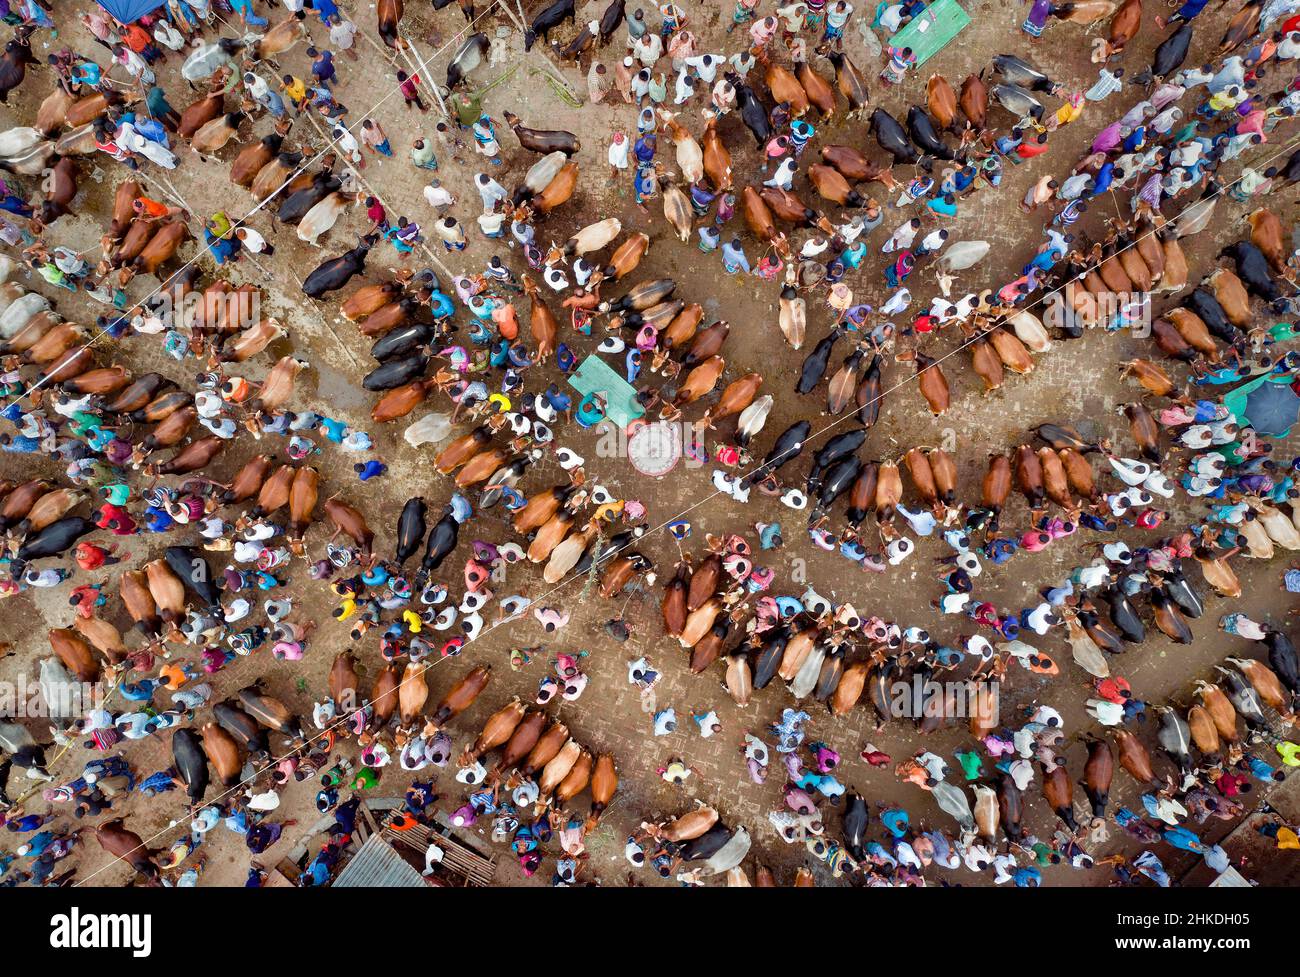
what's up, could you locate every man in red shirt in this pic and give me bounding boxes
[397,70,427,112]
[95,503,138,536]
[75,541,121,571]
[364,195,387,233]
[1212,770,1248,798]
[1016,132,1049,160]
[121,22,162,64]
[133,196,182,221]
[913,313,938,334]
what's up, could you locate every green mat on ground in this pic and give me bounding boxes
[890,0,971,66]
[569,354,645,429]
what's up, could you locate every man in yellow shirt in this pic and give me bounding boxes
[207,210,233,239]
[281,73,307,112]
[1199,84,1245,118]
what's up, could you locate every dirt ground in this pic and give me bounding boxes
[1,0,1298,887]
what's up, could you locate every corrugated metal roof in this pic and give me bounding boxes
[332,835,428,888]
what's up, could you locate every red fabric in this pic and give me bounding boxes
[75,543,108,571]
[122,23,152,53]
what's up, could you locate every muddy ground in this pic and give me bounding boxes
[1,0,1298,887]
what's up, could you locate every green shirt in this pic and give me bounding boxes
[70,411,102,438]
[147,85,174,119]
[85,461,117,488]
[351,767,379,789]
[1213,442,1248,466]
[35,262,66,287]
[208,211,233,239]
[955,751,982,780]
[1269,322,1299,343]
[411,141,436,166]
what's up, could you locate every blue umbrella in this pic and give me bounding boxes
[1242,378,1300,437]
[96,0,167,25]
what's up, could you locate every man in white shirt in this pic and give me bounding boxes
[916,227,948,256]
[608,131,629,178]
[686,53,720,83]
[1056,172,1091,200]
[329,18,358,60]
[422,842,445,875]
[236,225,272,256]
[244,70,270,101]
[477,209,506,238]
[423,180,455,212]
[114,44,153,85]
[633,32,662,67]
[332,124,361,165]
[474,172,508,212]
[764,156,796,190]
[711,77,734,114]
[882,217,920,253]
[673,67,694,104]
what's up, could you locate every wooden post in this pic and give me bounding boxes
[497,0,526,34]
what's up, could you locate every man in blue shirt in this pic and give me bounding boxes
[310,48,335,88]
[307,0,340,26]
[722,237,750,274]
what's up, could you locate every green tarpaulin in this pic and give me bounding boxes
[569,355,644,429]
[889,0,971,66]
